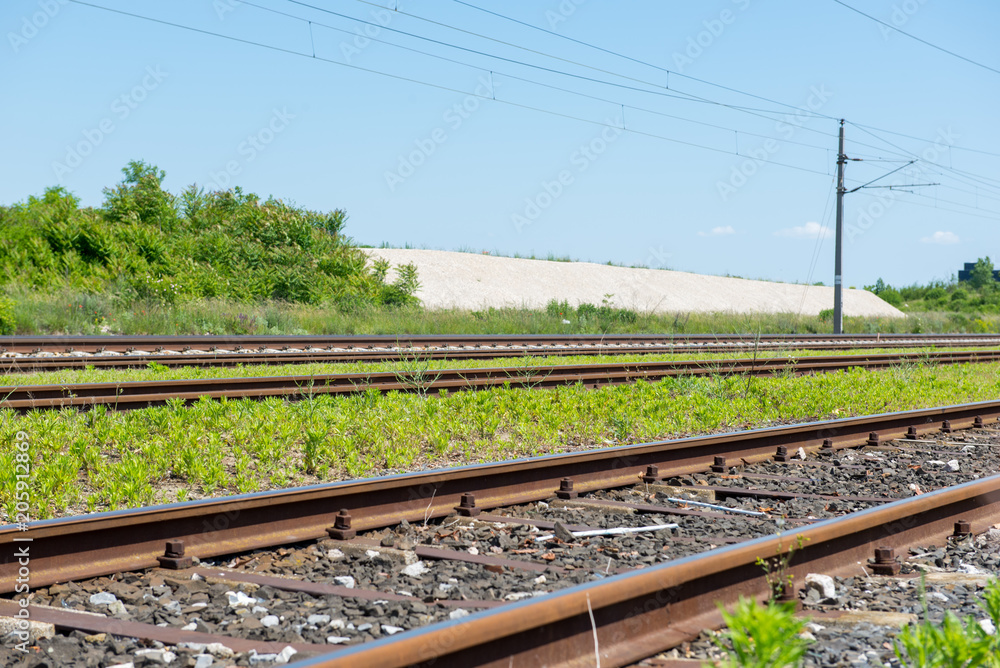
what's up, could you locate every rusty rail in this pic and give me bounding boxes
[3,333,1000,357]
[2,399,997,594]
[307,473,1000,667]
[4,349,999,411]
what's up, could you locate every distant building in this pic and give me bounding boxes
[958,262,1000,282]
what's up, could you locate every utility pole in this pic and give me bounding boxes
[830,120,935,334]
[833,119,846,335]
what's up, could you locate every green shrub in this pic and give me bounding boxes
[0,296,15,334]
[0,160,420,311]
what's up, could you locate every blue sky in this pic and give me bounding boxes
[3,0,998,289]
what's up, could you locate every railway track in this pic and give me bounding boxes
[4,349,999,411]
[4,401,1000,666]
[3,333,1000,371]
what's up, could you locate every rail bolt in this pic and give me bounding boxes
[953,520,972,539]
[871,546,901,575]
[905,426,918,440]
[455,493,481,517]
[820,439,834,454]
[866,432,880,447]
[641,465,660,484]
[156,539,194,570]
[710,457,727,474]
[327,509,357,540]
[941,420,952,434]
[773,446,791,463]
[556,477,578,500]
[974,416,985,429]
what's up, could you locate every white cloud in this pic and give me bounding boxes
[774,221,832,239]
[920,230,959,245]
[698,225,735,237]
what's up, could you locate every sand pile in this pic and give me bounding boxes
[366,249,903,318]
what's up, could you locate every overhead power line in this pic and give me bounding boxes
[64,0,833,180]
[452,0,1000,160]
[830,0,1000,77]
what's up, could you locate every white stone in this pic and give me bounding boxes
[330,619,346,630]
[947,459,961,472]
[504,592,534,601]
[261,615,280,628]
[134,649,177,664]
[401,561,430,577]
[327,636,351,644]
[226,591,257,608]
[365,550,381,559]
[333,576,356,589]
[107,664,134,668]
[799,631,816,641]
[326,549,344,560]
[533,575,547,585]
[803,573,837,600]
[307,614,331,625]
[383,625,404,635]
[806,622,826,633]
[797,447,807,460]
[251,606,268,614]
[194,656,214,668]
[467,546,479,556]
[438,583,454,592]
[181,622,198,631]
[0,617,55,642]
[178,643,235,658]
[357,623,373,632]
[979,618,996,635]
[89,592,119,606]
[928,591,949,602]
[448,609,470,620]
[276,646,297,664]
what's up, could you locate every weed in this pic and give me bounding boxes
[711,596,811,668]
[894,577,1000,668]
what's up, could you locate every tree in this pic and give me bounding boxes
[969,257,997,291]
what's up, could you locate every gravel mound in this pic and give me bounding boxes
[366,249,903,318]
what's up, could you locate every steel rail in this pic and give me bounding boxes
[4,339,1000,372]
[2,399,997,594]
[304,473,1000,668]
[4,349,1000,411]
[3,332,1000,355]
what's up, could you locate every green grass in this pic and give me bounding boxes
[5,289,1000,337]
[2,360,1000,521]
